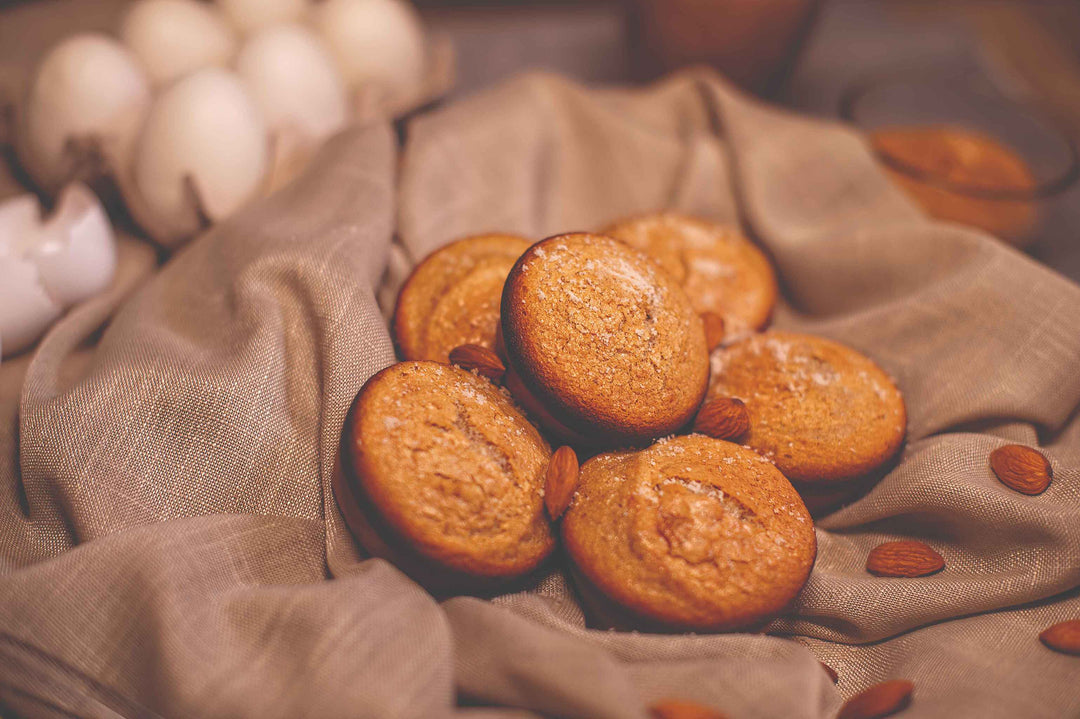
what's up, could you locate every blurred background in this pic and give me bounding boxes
[2,0,1080,278]
[419,0,1080,281]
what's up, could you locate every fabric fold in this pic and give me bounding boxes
[0,68,1077,719]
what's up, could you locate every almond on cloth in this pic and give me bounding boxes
[693,397,750,441]
[838,679,914,719]
[1039,620,1080,656]
[544,445,579,520]
[649,699,728,719]
[866,541,944,578]
[990,444,1052,495]
[449,344,506,383]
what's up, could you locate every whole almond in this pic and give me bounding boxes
[449,344,505,383]
[866,541,944,578]
[650,699,728,719]
[990,444,1052,495]
[838,679,914,719]
[701,312,725,352]
[544,446,579,520]
[693,397,750,441]
[1039,619,1080,656]
[821,661,839,684]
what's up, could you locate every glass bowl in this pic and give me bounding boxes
[840,68,1079,246]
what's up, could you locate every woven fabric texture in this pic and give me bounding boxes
[1,69,1078,719]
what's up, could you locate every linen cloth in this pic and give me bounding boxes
[1,65,1079,718]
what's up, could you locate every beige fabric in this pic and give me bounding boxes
[2,64,1079,718]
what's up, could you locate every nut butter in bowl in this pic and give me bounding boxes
[842,69,1078,247]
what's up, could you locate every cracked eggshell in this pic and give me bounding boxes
[313,0,426,106]
[0,256,61,358]
[17,33,152,195]
[130,67,268,244]
[0,185,118,358]
[31,183,118,308]
[120,0,237,88]
[217,0,308,34]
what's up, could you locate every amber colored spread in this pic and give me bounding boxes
[870,126,1037,245]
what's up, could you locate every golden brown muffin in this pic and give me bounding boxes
[501,232,709,446]
[393,234,532,362]
[337,361,555,586]
[708,331,906,484]
[869,126,1037,245]
[562,435,816,631]
[602,213,778,335]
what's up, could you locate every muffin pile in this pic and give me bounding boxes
[336,213,907,632]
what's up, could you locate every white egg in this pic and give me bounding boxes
[313,0,426,104]
[132,68,268,237]
[217,0,307,34]
[30,183,118,308]
[235,24,347,142]
[120,0,236,87]
[17,33,151,194]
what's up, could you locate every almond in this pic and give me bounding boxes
[866,541,944,578]
[693,397,749,441]
[544,445,579,520]
[1039,619,1080,656]
[990,444,1052,495]
[449,344,505,383]
[838,679,914,719]
[821,661,839,684]
[701,311,725,352]
[650,699,728,719]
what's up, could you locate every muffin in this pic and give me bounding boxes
[602,213,777,335]
[336,361,555,589]
[393,233,531,362]
[501,232,709,446]
[708,331,906,484]
[562,435,816,631]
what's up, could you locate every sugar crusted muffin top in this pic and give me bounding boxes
[602,213,777,334]
[562,434,816,630]
[345,361,555,577]
[393,234,531,362]
[708,331,906,483]
[502,233,709,444]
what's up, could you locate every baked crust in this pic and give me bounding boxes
[708,331,906,483]
[563,435,816,631]
[501,232,709,446]
[393,234,531,362]
[602,213,778,334]
[340,361,555,580]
